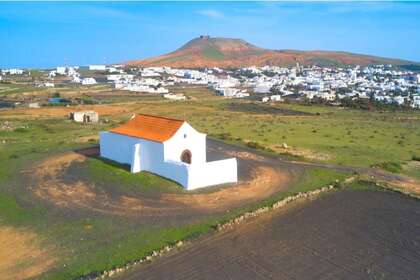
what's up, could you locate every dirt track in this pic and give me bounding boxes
[116,189,420,280]
[30,139,298,223]
[29,137,419,223]
[290,160,420,197]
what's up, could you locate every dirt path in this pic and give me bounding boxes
[31,141,294,218]
[115,189,420,280]
[0,226,56,280]
[30,138,419,221]
[288,160,420,196]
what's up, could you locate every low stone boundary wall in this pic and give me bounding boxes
[216,184,336,231]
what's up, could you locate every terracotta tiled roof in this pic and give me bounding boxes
[110,114,185,142]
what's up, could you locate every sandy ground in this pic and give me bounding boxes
[115,189,420,280]
[31,141,294,219]
[30,136,419,221]
[0,226,55,280]
[164,166,287,210]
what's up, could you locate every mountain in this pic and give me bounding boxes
[126,36,414,68]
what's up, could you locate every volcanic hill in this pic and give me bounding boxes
[126,35,413,68]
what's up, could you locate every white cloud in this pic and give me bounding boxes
[197,9,224,19]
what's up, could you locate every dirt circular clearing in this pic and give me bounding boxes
[31,141,295,219]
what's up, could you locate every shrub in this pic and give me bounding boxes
[373,162,402,173]
[14,127,28,133]
[412,155,420,162]
[217,133,232,141]
[246,141,259,149]
[245,141,274,153]
[246,141,265,150]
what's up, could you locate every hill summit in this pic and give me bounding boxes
[126,35,411,68]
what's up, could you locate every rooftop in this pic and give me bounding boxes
[110,114,185,142]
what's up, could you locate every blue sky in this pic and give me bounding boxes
[0,1,419,68]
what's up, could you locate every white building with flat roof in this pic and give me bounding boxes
[89,65,106,71]
[82,77,97,85]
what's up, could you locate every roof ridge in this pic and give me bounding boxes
[135,113,185,123]
[110,113,186,143]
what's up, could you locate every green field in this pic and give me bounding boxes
[0,89,419,279]
[0,115,349,279]
[127,98,420,168]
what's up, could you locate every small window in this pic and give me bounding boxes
[184,134,187,139]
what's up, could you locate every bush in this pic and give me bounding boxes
[14,127,28,133]
[217,133,232,141]
[412,155,420,162]
[246,141,265,150]
[246,141,274,153]
[373,162,402,173]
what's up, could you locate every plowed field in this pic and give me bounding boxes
[117,189,420,280]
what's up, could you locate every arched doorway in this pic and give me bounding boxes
[83,114,91,123]
[180,150,192,164]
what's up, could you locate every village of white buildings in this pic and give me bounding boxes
[1,63,420,108]
[2,63,419,190]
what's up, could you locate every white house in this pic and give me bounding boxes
[70,111,99,123]
[82,77,97,85]
[2,69,24,75]
[28,102,40,108]
[270,95,283,102]
[89,65,106,71]
[163,93,186,101]
[99,114,237,190]
[412,95,420,108]
[56,67,67,75]
[44,82,55,88]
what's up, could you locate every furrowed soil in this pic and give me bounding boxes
[117,189,420,280]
